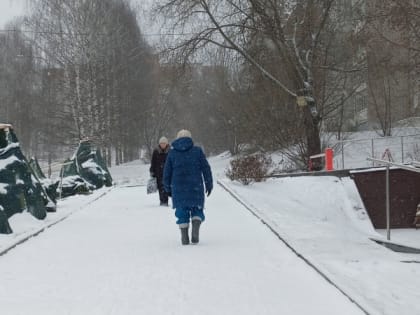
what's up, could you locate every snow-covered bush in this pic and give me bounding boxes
[0,204,12,234]
[58,175,94,198]
[226,153,273,185]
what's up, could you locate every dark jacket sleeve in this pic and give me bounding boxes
[150,149,157,176]
[199,148,213,191]
[163,151,173,193]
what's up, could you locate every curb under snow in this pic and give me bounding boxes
[0,187,114,257]
[217,179,374,315]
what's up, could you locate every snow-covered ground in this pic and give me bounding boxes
[0,188,113,255]
[1,151,420,314]
[220,175,420,315]
[327,128,420,169]
[0,158,364,315]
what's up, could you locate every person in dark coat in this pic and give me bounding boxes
[150,136,170,206]
[163,129,213,245]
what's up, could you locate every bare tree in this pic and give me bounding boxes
[25,0,155,165]
[365,0,420,133]
[0,22,38,154]
[141,58,175,159]
[155,0,364,169]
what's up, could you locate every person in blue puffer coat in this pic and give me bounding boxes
[163,129,213,245]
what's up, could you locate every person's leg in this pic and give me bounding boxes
[175,207,190,245]
[156,178,168,205]
[161,189,169,205]
[190,207,205,222]
[175,207,191,225]
[158,189,168,205]
[190,207,205,244]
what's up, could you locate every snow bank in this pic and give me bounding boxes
[220,175,420,315]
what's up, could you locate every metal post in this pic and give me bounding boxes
[325,148,333,171]
[371,139,375,166]
[56,161,73,200]
[401,136,404,163]
[341,141,345,169]
[386,164,390,240]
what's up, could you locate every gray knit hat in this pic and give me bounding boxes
[159,136,169,144]
[176,129,192,139]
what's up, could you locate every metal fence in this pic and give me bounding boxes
[330,133,420,170]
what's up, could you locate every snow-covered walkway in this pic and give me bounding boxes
[0,184,364,314]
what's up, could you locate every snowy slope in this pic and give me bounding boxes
[220,175,420,315]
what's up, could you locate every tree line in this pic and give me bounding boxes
[155,0,419,168]
[0,0,156,167]
[0,0,418,170]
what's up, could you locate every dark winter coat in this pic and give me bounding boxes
[163,137,213,209]
[150,146,169,180]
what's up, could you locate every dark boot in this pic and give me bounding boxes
[180,227,189,245]
[191,219,201,244]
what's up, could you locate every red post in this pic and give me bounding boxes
[325,148,333,171]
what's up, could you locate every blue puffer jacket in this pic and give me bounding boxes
[163,137,213,209]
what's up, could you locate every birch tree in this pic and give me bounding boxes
[26,0,155,165]
[0,23,38,154]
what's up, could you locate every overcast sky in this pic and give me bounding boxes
[0,0,155,30]
[0,0,162,45]
[0,0,26,28]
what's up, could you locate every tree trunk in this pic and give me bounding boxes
[303,106,322,170]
